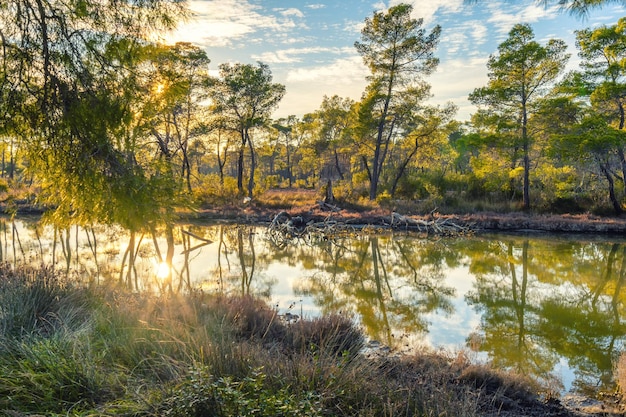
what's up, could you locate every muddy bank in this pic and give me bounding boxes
[188,205,626,235]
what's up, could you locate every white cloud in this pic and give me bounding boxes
[277,8,305,18]
[274,55,368,117]
[306,4,326,9]
[390,0,464,24]
[252,46,354,64]
[286,55,366,83]
[486,2,560,35]
[162,0,301,48]
[441,20,488,56]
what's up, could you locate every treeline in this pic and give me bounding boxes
[1,0,626,234]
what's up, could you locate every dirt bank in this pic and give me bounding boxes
[189,203,626,235]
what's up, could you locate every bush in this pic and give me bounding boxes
[193,174,239,206]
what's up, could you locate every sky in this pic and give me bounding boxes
[161,0,626,122]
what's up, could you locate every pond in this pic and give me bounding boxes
[3,217,625,398]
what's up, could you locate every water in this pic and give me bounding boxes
[3,218,625,397]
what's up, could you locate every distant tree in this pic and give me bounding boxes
[208,62,285,198]
[272,115,299,187]
[354,3,441,200]
[308,95,355,182]
[469,24,569,210]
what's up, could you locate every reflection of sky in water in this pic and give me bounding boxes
[4,220,623,396]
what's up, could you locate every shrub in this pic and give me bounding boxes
[193,174,239,206]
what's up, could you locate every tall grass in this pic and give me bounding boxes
[0,264,553,417]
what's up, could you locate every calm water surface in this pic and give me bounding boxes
[4,218,626,397]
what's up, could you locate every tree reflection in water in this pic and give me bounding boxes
[464,235,626,396]
[2,219,625,397]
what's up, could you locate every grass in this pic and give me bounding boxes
[0,263,597,416]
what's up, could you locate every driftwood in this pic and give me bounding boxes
[265,210,473,246]
[389,212,474,236]
[316,200,341,212]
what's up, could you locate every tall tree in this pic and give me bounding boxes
[354,3,441,200]
[576,19,626,194]
[469,24,569,210]
[208,62,285,198]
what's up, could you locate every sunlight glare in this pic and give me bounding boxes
[155,261,171,280]
[154,83,165,95]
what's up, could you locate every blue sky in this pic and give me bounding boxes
[162,0,626,121]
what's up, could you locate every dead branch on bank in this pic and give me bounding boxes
[265,211,354,248]
[265,210,474,247]
[389,212,474,236]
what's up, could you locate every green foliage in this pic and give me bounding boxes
[533,165,579,211]
[193,174,240,206]
[163,366,323,417]
[470,154,512,194]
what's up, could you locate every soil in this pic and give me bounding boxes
[189,200,626,235]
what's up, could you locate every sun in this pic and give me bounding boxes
[154,82,166,95]
[155,261,171,280]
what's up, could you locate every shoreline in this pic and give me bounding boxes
[6,200,626,235]
[184,205,626,235]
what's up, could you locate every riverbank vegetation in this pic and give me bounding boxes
[0,263,622,417]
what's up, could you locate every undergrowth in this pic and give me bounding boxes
[0,263,568,416]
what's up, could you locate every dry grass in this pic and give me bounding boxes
[257,189,320,210]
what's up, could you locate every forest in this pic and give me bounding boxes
[0,0,626,234]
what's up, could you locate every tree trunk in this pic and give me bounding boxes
[369,73,395,201]
[237,144,245,193]
[324,179,335,204]
[247,132,256,199]
[601,163,622,215]
[334,149,344,180]
[522,99,530,211]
